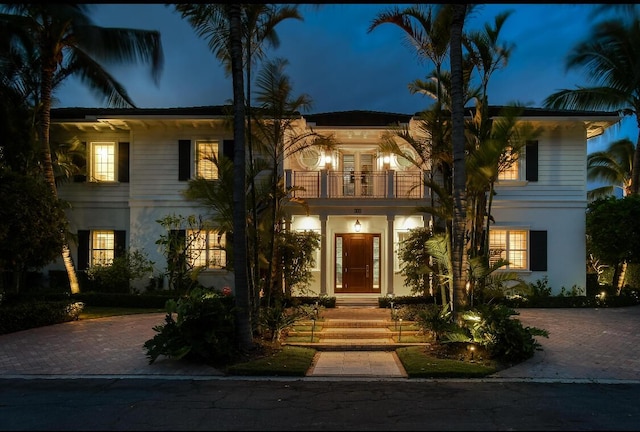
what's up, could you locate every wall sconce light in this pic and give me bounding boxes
[217,233,222,245]
[383,154,391,170]
[354,219,361,232]
[324,154,332,169]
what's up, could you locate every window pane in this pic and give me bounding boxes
[336,236,342,288]
[373,236,380,288]
[489,230,507,267]
[187,230,207,267]
[187,229,226,269]
[93,143,115,181]
[489,229,528,270]
[498,147,519,180]
[197,142,218,180]
[92,231,114,265]
[508,231,527,269]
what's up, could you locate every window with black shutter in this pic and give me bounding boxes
[77,230,90,271]
[114,230,126,257]
[530,230,547,271]
[223,139,234,161]
[178,140,191,181]
[526,141,538,182]
[73,142,87,182]
[118,142,129,183]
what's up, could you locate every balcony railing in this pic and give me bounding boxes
[286,170,428,199]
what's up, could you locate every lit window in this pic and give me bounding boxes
[188,230,226,269]
[92,231,115,265]
[91,142,115,181]
[489,229,527,270]
[498,147,519,181]
[197,141,219,180]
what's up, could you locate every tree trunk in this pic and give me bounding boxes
[631,121,640,194]
[228,4,254,351]
[449,4,469,319]
[39,54,80,294]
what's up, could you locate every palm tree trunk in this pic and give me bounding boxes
[228,3,254,351]
[631,125,640,194]
[39,57,80,294]
[450,4,469,319]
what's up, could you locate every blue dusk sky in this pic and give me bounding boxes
[55,3,635,153]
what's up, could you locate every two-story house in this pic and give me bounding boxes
[47,106,620,300]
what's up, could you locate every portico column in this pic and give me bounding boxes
[320,214,328,295]
[387,214,395,295]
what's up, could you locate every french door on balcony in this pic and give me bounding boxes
[342,153,374,196]
[335,233,381,293]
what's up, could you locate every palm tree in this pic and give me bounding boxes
[543,16,640,194]
[0,4,163,294]
[368,4,452,232]
[251,57,332,303]
[449,3,469,318]
[587,138,635,199]
[174,4,302,311]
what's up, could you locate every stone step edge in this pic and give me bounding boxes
[284,342,430,351]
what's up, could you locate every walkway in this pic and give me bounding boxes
[0,305,639,381]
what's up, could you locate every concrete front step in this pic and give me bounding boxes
[292,329,420,339]
[285,341,430,351]
[285,313,426,351]
[299,319,398,328]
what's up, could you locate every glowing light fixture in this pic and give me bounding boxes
[354,219,361,232]
[383,153,391,170]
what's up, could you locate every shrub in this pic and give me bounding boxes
[86,249,154,294]
[0,300,84,335]
[143,287,237,366]
[258,303,304,342]
[413,303,457,342]
[446,304,549,364]
[71,292,176,308]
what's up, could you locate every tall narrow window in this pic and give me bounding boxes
[197,141,219,180]
[91,142,115,181]
[335,236,343,288]
[187,230,226,269]
[372,236,380,289]
[489,229,528,270]
[92,231,115,265]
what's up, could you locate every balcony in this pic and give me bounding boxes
[286,170,428,199]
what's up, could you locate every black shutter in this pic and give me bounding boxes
[223,139,234,161]
[526,140,538,182]
[118,142,130,183]
[530,230,547,271]
[178,140,191,181]
[73,142,87,182]
[77,230,90,271]
[114,230,126,257]
[169,229,186,252]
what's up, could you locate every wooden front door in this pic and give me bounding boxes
[335,233,380,293]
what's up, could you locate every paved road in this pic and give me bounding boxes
[1,305,639,430]
[1,378,639,431]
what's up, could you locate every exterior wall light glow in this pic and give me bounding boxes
[354,219,361,232]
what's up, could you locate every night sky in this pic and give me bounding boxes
[55,4,635,152]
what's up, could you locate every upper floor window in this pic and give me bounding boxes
[197,141,219,180]
[498,146,520,181]
[92,230,115,265]
[188,229,226,269]
[91,142,115,181]
[489,229,527,270]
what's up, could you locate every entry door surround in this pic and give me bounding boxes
[335,233,380,293]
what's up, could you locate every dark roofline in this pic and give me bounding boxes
[50,105,621,122]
